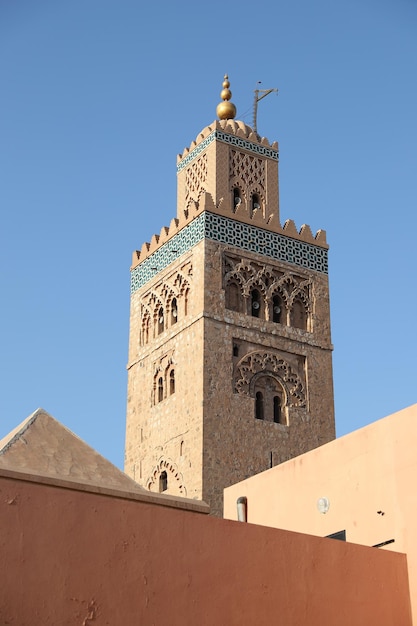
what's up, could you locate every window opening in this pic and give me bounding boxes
[251,289,261,318]
[233,188,241,211]
[158,377,163,402]
[143,317,150,345]
[251,193,260,215]
[233,344,239,357]
[158,307,164,335]
[255,391,264,420]
[272,295,282,323]
[159,471,168,492]
[273,396,282,423]
[171,298,178,325]
[169,370,175,395]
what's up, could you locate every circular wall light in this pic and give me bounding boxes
[317,497,330,514]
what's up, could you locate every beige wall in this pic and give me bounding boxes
[224,403,417,621]
[0,470,412,625]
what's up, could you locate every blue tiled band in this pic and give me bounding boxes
[177,130,278,173]
[130,213,328,293]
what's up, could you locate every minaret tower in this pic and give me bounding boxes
[125,76,335,516]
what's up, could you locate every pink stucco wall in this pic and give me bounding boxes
[0,470,412,625]
[224,403,417,622]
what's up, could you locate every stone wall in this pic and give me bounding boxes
[126,234,335,516]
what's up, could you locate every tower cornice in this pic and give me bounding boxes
[177,119,278,172]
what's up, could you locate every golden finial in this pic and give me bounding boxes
[216,74,237,120]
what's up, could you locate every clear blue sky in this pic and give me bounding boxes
[1,0,416,469]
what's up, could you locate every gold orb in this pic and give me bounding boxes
[216,101,237,120]
[220,88,231,101]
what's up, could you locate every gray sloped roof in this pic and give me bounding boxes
[0,408,145,493]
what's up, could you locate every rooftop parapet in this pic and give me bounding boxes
[131,193,327,269]
[177,119,278,170]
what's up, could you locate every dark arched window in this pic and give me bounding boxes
[272,295,282,323]
[158,307,164,335]
[254,375,287,424]
[158,377,163,402]
[251,289,261,318]
[159,471,168,492]
[169,369,175,395]
[291,299,307,331]
[171,298,178,325]
[233,188,241,211]
[273,396,282,423]
[251,193,260,216]
[143,316,150,345]
[255,391,264,420]
[184,289,189,316]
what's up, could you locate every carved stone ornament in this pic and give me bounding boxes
[147,457,187,496]
[234,351,306,407]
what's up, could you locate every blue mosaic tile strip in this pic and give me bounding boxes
[177,133,216,172]
[215,131,279,161]
[130,212,328,293]
[205,213,328,274]
[177,130,278,173]
[130,215,205,293]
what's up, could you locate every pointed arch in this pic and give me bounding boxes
[234,350,306,408]
[147,457,187,496]
[225,280,242,312]
[252,373,288,424]
[141,308,151,345]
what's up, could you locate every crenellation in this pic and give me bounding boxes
[132,211,328,270]
[298,224,315,243]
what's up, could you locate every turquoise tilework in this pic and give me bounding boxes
[177,130,278,173]
[215,131,278,161]
[130,215,205,293]
[130,213,328,293]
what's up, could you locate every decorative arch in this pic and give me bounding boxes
[147,457,187,496]
[243,275,267,299]
[288,282,311,310]
[157,305,164,335]
[253,373,288,424]
[226,261,256,291]
[141,308,151,345]
[270,290,287,325]
[289,285,310,331]
[167,365,175,395]
[222,255,313,331]
[230,180,246,213]
[153,369,164,404]
[245,282,267,318]
[225,279,242,312]
[234,351,306,407]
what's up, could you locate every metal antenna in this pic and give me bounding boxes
[253,83,278,134]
